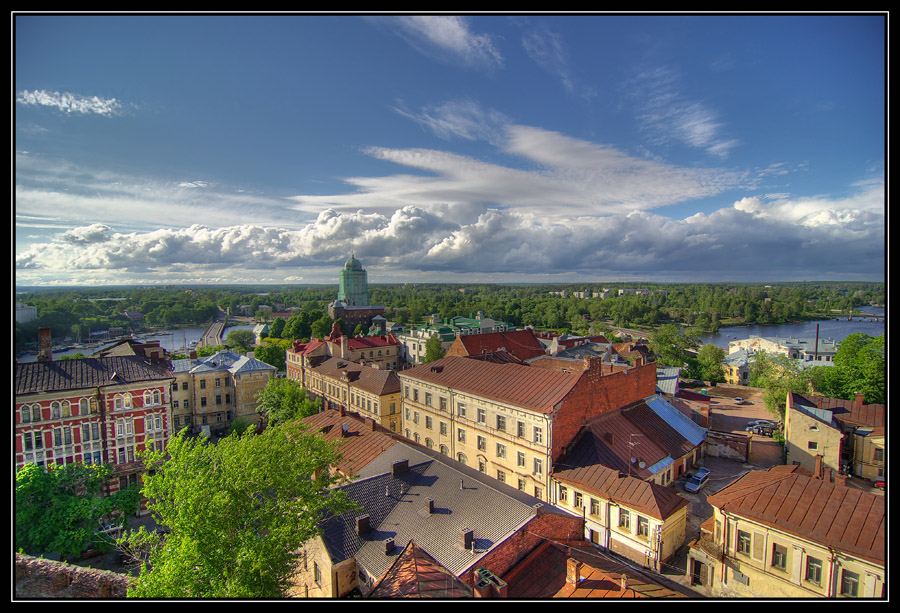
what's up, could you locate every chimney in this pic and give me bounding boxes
[619,573,628,592]
[458,528,473,550]
[814,455,823,480]
[339,405,346,417]
[604,432,614,445]
[855,392,865,405]
[566,558,582,586]
[340,423,349,437]
[355,515,370,536]
[423,498,434,514]
[384,539,395,554]
[835,473,848,487]
[633,356,643,368]
[391,459,409,477]
[37,327,53,362]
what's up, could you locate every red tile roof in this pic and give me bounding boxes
[400,356,579,414]
[310,357,401,396]
[367,540,473,599]
[707,465,885,565]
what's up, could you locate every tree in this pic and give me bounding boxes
[748,351,814,420]
[649,324,699,368]
[687,344,726,384]
[256,377,322,426]
[810,333,885,404]
[121,424,357,598]
[16,462,141,561]
[268,317,286,338]
[226,329,255,352]
[424,333,446,363]
[254,343,287,372]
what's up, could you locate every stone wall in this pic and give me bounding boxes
[15,554,130,599]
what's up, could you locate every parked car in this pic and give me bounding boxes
[874,480,885,490]
[734,397,746,404]
[685,467,711,493]
[746,419,776,429]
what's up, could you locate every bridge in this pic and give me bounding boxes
[844,314,885,323]
[197,321,226,348]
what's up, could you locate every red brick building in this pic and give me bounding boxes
[15,356,175,496]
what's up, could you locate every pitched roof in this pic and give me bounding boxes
[450,329,546,361]
[400,356,579,414]
[553,463,688,521]
[563,399,701,480]
[302,409,400,478]
[172,350,277,375]
[318,449,545,588]
[310,357,401,396]
[367,540,474,599]
[502,541,694,598]
[16,356,175,395]
[707,465,885,565]
[791,392,884,433]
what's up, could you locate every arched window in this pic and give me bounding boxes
[440,445,449,456]
[457,453,467,466]
[32,405,41,422]
[425,438,433,449]
[20,405,31,423]
[61,400,71,417]
[51,401,61,418]
[79,398,90,414]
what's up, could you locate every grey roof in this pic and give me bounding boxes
[645,394,707,447]
[171,350,276,375]
[655,367,680,396]
[319,445,547,588]
[16,356,175,395]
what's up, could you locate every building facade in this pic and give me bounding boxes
[687,465,884,598]
[171,350,276,435]
[15,356,175,496]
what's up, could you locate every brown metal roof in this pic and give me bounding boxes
[400,356,579,414]
[450,329,547,361]
[302,409,399,478]
[367,540,474,599]
[708,466,885,565]
[311,357,401,396]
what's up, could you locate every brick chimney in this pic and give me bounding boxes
[619,573,628,592]
[37,327,53,362]
[566,558,582,586]
[814,454,823,480]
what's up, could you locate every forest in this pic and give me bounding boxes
[15,281,884,353]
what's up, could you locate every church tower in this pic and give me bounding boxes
[337,254,369,306]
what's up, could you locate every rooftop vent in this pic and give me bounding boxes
[384,539,395,555]
[458,528,473,550]
[355,515,370,536]
[391,459,409,476]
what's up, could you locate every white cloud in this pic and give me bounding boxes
[16,90,127,116]
[373,16,503,69]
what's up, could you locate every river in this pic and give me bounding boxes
[697,306,885,350]
[16,323,258,363]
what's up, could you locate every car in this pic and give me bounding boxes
[685,467,711,493]
[874,480,885,490]
[734,397,746,405]
[747,419,776,428]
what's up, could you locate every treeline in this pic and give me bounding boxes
[15,281,884,351]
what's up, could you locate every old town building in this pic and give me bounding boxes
[15,356,175,496]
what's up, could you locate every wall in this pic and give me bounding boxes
[15,554,130,599]
[705,430,750,462]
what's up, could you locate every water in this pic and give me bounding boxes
[698,307,885,350]
[16,323,257,362]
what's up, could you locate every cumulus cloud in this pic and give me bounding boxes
[16,90,127,116]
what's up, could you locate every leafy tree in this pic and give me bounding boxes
[424,333,446,364]
[254,343,287,372]
[685,344,726,383]
[256,377,322,426]
[121,424,357,598]
[225,329,256,352]
[748,351,815,420]
[268,317,286,338]
[810,333,885,404]
[649,324,699,368]
[16,463,141,561]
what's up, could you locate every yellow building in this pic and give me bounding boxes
[303,357,402,432]
[687,465,885,598]
[551,463,689,572]
[784,391,885,482]
[171,350,276,435]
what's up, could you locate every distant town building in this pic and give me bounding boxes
[15,301,38,324]
[327,255,386,331]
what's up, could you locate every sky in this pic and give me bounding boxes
[14,13,886,287]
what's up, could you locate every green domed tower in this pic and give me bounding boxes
[337,254,369,306]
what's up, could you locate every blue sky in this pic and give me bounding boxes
[15,14,886,286]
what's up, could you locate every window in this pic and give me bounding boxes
[805,556,823,585]
[737,530,752,555]
[517,451,526,467]
[80,398,89,414]
[517,421,525,437]
[771,543,787,570]
[425,416,433,430]
[458,428,466,443]
[497,470,506,483]
[840,570,859,597]
[477,436,486,451]
[496,415,506,431]
[496,443,506,459]
[32,405,41,422]
[457,453,467,465]
[200,380,206,390]
[413,411,419,425]
[874,447,884,462]
[533,458,543,475]
[808,441,818,450]
[425,392,432,406]
[477,408,486,424]
[457,403,466,418]
[21,406,31,423]
[534,426,543,444]
[52,402,61,418]
[413,389,419,402]
[574,492,583,508]
[404,385,410,398]
[314,562,322,584]
[637,516,650,538]
[590,498,600,516]
[440,444,448,456]
[439,421,447,436]
[619,509,631,530]
[439,397,447,411]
